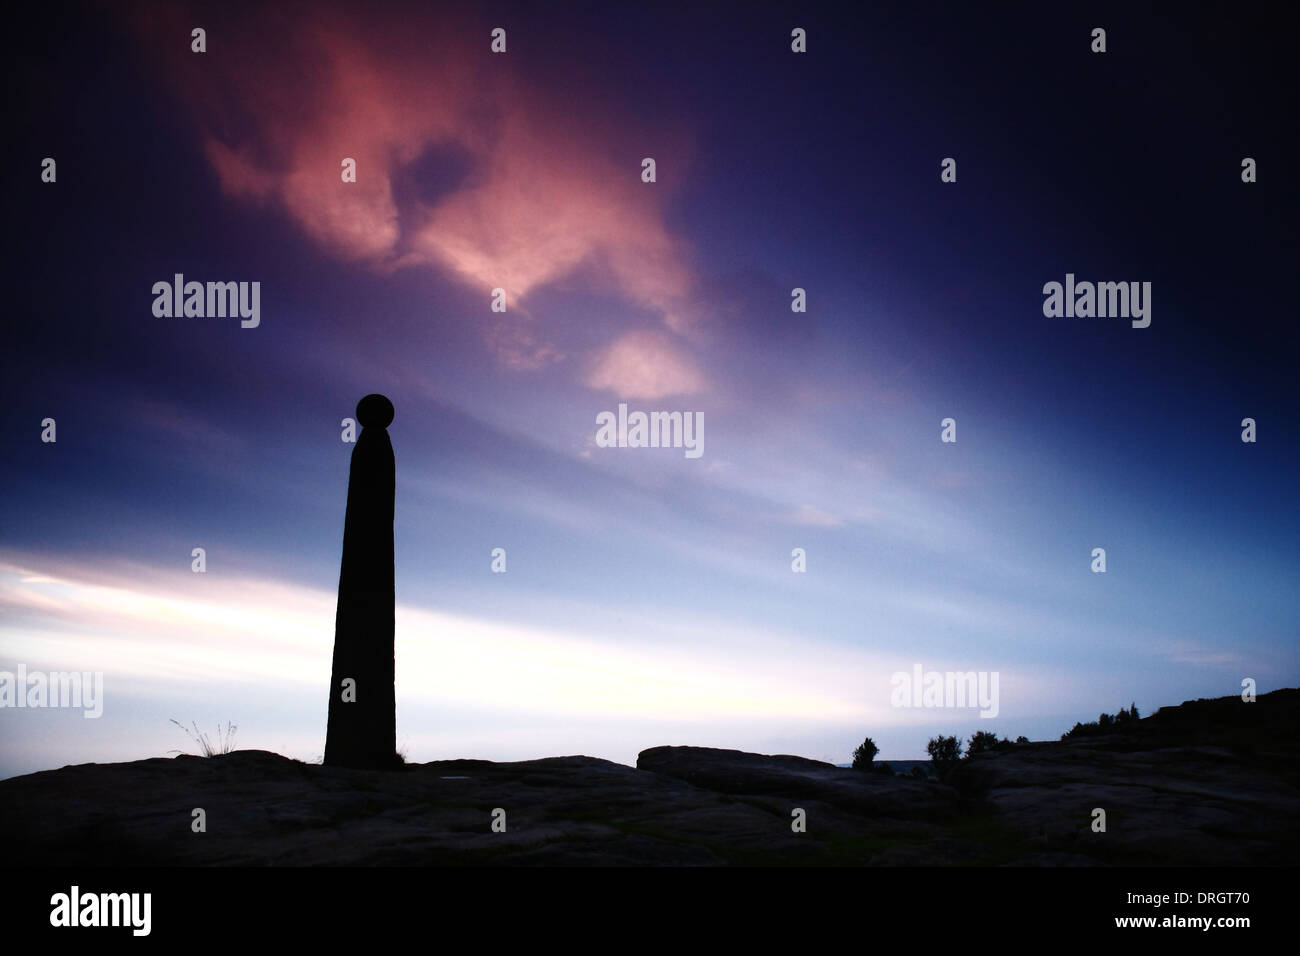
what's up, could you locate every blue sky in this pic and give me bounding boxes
[1,1,1296,778]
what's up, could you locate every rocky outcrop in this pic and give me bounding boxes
[1,690,1295,865]
[946,690,1300,866]
[636,746,957,820]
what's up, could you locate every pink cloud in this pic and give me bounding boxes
[585,330,706,400]
[131,7,700,379]
[785,505,844,528]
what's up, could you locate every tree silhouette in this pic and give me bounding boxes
[851,737,879,771]
[926,734,962,776]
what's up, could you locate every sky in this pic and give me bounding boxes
[2,1,1297,779]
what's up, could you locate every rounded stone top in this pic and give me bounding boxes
[356,393,394,429]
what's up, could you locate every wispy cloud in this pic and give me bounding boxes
[1159,640,1243,667]
[0,551,891,725]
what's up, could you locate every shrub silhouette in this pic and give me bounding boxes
[1015,735,1029,744]
[966,730,1000,756]
[1061,703,1142,740]
[851,737,879,771]
[926,734,962,776]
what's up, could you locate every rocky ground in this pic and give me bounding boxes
[2,690,1296,865]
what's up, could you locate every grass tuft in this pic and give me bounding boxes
[168,719,238,757]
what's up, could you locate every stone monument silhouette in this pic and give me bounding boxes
[324,394,399,769]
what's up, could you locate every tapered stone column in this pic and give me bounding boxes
[324,394,398,769]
